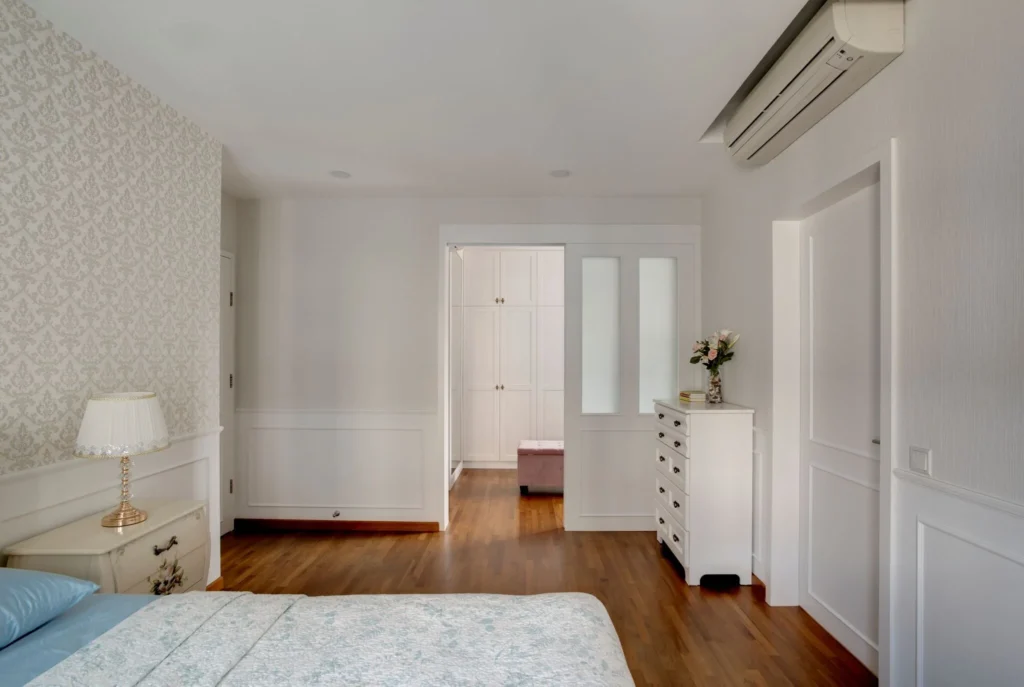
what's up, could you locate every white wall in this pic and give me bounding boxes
[235,197,699,525]
[221,192,240,254]
[703,0,1024,682]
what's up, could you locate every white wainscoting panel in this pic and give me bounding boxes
[0,431,221,583]
[805,464,880,670]
[578,429,652,530]
[893,470,1024,687]
[236,410,436,522]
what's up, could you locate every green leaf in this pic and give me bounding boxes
[689,355,702,365]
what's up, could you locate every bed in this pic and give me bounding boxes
[2,591,634,686]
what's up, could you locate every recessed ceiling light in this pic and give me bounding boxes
[549,169,571,178]
[329,170,351,179]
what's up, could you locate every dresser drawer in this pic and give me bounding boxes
[667,522,688,566]
[655,476,671,510]
[668,492,689,531]
[655,506,670,540]
[123,544,207,596]
[111,507,206,592]
[656,406,690,436]
[667,454,688,495]
[655,426,689,457]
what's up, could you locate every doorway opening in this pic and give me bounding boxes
[448,246,565,524]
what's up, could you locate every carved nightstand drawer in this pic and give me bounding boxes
[111,507,207,593]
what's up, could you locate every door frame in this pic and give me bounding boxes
[436,224,701,531]
[219,250,236,536]
[770,139,897,683]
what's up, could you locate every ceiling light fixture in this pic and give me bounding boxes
[329,170,351,179]
[549,169,571,178]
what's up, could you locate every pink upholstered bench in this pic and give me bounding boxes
[517,440,564,495]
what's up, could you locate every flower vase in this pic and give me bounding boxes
[707,369,723,404]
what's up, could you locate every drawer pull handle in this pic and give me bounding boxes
[658,517,665,525]
[658,432,665,438]
[658,413,664,419]
[673,501,680,509]
[672,534,680,543]
[673,466,680,474]
[658,487,665,494]
[674,420,681,427]
[153,535,179,556]
[659,455,666,462]
[673,441,681,448]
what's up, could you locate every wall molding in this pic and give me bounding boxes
[895,468,1024,520]
[0,427,222,486]
[810,462,880,493]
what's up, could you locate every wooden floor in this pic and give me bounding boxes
[222,469,875,687]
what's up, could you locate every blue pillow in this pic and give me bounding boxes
[0,568,99,649]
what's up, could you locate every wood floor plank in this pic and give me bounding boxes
[221,469,876,687]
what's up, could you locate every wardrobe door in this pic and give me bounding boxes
[499,306,536,462]
[537,305,564,440]
[463,249,500,306]
[537,249,565,306]
[499,251,537,306]
[463,306,500,462]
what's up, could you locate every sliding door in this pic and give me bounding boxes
[564,244,697,531]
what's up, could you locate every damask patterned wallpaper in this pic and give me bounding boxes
[0,0,221,475]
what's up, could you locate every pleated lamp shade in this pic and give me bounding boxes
[74,392,170,459]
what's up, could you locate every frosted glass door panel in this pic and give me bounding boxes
[638,258,677,413]
[581,257,619,414]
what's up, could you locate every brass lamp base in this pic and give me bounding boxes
[101,454,148,527]
[101,501,148,528]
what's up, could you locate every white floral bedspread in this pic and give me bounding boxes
[29,592,634,686]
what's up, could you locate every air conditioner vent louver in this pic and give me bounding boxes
[723,0,904,166]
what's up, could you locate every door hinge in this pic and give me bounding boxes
[229,479,233,494]
[230,291,234,306]
[229,373,233,389]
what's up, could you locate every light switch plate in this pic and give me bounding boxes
[909,446,932,476]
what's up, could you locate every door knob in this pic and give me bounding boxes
[871,438,881,445]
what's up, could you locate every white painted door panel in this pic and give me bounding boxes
[537,306,564,440]
[464,306,499,462]
[500,390,533,462]
[463,249,500,305]
[499,250,537,306]
[500,306,535,460]
[800,182,881,672]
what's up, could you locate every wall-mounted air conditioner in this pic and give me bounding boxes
[725,0,904,166]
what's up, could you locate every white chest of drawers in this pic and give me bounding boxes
[653,400,754,586]
[4,500,210,595]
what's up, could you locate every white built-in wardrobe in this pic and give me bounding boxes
[458,247,564,468]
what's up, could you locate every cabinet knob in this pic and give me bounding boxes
[672,534,679,543]
[658,413,664,419]
[674,441,681,448]
[658,455,666,462]
[495,385,500,390]
[495,298,500,304]
[673,501,680,509]
[674,420,681,427]
[658,517,665,525]
[500,297,505,303]
[658,487,665,494]
[500,384,505,390]
[673,466,680,474]
[658,432,665,438]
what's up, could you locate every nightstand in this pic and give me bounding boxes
[4,500,209,595]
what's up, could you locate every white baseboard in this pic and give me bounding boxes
[892,470,1024,686]
[567,514,654,532]
[462,461,517,470]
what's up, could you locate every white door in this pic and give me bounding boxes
[463,306,500,462]
[499,306,535,461]
[463,249,500,306]
[219,253,235,536]
[564,243,697,531]
[800,183,881,671]
[537,249,565,307]
[499,250,537,306]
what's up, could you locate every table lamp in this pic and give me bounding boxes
[74,392,170,527]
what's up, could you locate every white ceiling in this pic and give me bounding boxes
[29,0,805,198]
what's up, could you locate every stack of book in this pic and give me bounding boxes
[678,390,706,404]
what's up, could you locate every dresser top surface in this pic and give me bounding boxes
[655,399,755,415]
[3,500,205,556]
